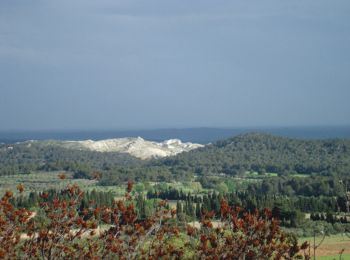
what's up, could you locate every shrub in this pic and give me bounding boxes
[0,179,310,259]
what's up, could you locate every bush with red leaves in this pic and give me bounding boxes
[0,187,32,258]
[0,179,309,259]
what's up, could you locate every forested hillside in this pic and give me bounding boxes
[159,133,350,176]
[1,133,350,181]
[0,142,142,177]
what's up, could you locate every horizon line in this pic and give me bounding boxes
[1,124,350,133]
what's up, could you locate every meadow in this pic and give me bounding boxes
[0,171,96,196]
[300,234,350,259]
[0,171,210,196]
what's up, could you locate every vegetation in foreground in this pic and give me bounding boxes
[1,133,350,258]
[0,179,310,259]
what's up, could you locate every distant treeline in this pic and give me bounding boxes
[247,175,350,197]
[1,133,350,182]
[146,186,349,229]
[147,187,349,214]
[13,189,115,210]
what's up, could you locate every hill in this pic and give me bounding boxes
[1,133,350,180]
[0,137,202,177]
[42,137,203,159]
[158,133,350,176]
[0,142,141,176]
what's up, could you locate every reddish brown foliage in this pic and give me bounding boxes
[0,184,310,259]
[127,180,134,193]
[57,173,66,180]
[192,199,310,259]
[16,184,25,193]
[0,189,32,258]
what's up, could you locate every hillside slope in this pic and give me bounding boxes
[31,137,203,159]
[159,133,350,176]
[0,137,203,176]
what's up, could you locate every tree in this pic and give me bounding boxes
[215,182,229,194]
[0,181,310,259]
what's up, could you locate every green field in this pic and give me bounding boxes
[318,255,350,260]
[243,171,278,178]
[0,171,206,197]
[0,171,97,196]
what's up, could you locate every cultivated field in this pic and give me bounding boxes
[301,234,350,259]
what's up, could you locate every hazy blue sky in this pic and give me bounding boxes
[1,0,349,130]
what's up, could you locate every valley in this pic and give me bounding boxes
[1,132,350,258]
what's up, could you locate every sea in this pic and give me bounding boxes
[0,126,350,144]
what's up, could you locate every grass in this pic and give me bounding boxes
[290,173,309,178]
[0,171,97,197]
[0,172,208,199]
[85,185,127,196]
[300,234,350,259]
[243,171,278,178]
[318,254,350,260]
[149,181,206,194]
[0,172,207,198]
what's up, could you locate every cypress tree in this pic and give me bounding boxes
[196,202,201,219]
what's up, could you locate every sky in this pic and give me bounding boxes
[0,0,350,131]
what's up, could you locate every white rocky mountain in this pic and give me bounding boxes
[38,137,204,160]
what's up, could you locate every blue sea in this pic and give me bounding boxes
[0,126,350,144]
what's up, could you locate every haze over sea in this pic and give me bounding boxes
[1,126,349,144]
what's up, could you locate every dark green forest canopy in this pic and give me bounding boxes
[157,133,350,176]
[1,133,350,179]
[0,141,143,177]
